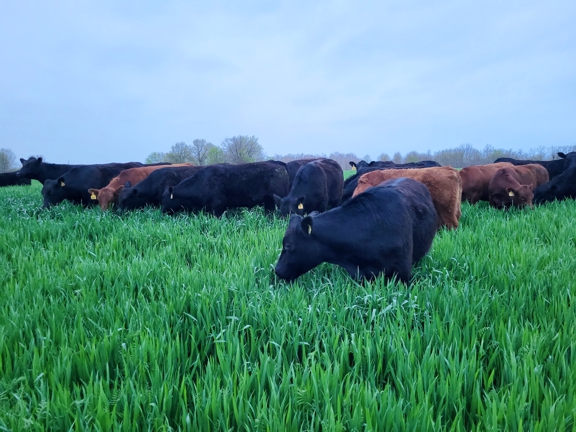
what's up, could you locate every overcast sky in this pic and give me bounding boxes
[2,0,575,164]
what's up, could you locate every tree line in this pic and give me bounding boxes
[145,136,265,166]
[3,141,575,173]
[146,138,575,170]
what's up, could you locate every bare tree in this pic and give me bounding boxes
[0,148,17,172]
[190,139,214,165]
[221,135,265,164]
[378,153,391,161]
[328,152,360,170]
[392,152,403,164]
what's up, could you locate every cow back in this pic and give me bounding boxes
[353,166,462,229]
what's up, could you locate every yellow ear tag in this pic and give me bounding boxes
[298,203,304,210]
[508,191,515,197]
[170,193,173,199]
[90,193,97,200]
[352,166,357,171]
[308,225,312,234]
[60,181,65,187]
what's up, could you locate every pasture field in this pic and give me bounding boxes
[1,181,575,431]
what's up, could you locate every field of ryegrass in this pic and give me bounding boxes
[1,180,575,431]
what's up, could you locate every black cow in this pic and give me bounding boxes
[0,172,32,187]
[41,162,144,208]
[116,165,204,211]
[349,160,378,170]
[342,160,441,202]
[162,161,289,216]
[285,158,319,188]
[349,160,439,171]
[493,153,574,180]
[274,177,438,283]
[17,157,84,184]
[533,167,576,204]
[274,158,343,216]
[559,152,576,170]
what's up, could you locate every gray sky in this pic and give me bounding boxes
[2,0,575,164]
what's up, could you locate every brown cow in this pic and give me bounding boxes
[488,164,549,209]
[459,162,515,204]
[352,166,462,229]
[88,163,192,210]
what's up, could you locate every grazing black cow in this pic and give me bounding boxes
[17,157,84,184]
[285,158,320,188]
[342,160,442,202]
[274,158,343,216]
[0,172,32,187]
[533,167,576,204]
[161,161,289,216]
[493,153,574,180]
[274,177,438,283]
[41,162,144,208]
[116,165,204,211]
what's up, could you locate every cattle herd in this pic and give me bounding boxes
[5,151,576,284]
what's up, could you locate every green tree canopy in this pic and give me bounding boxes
[221,135,264,164]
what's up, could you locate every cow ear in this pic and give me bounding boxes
[58,177,65,187]
[368,161,375,166]
[38,157,43,163]
[349,161,356,168]
[20,158,25,164]
[88,188,99,199]
[124,181,132,189]
[558,152,566,159]
[273,194,283,208]
[114,185,124,196]
[301,215,313,235]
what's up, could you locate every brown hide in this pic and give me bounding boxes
[459,162,514,204]
[488,164,549,209]
[88,163,192,210]
[352,166,462,230]
[512,164,549,186]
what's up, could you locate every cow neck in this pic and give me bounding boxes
[308,210,352,263]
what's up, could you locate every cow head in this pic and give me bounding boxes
[17,157,42,178]
[116,184,139,212]
[88,186,124,211]
[275,214,324,281]
[274,194,306,217]
[533,167,576,204]
[497,185,534,209]
[41,177,66,208]
[558,151,576,170]
[161,186,200,214]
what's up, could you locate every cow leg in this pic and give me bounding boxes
[262,195,276,213]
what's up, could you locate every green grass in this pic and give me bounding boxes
[1,181,575,431]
